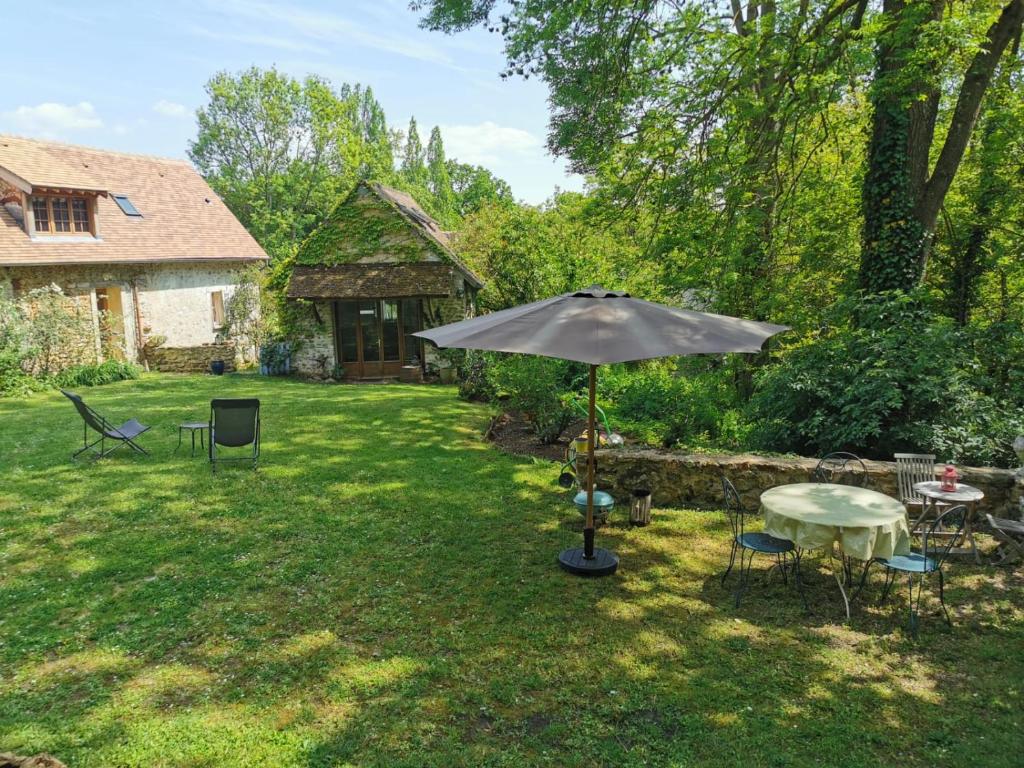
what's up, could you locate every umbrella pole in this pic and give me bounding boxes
[584,364,596,559]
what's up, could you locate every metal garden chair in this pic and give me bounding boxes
[871,504,967,638]
[812,452,867,487]
[61,389,150,460]
[209,398,260,473]
[721,476,802,608]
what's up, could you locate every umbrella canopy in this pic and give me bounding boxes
[415,287,788,365]
[415,286,788,576]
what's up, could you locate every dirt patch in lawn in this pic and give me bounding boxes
[485,411,588,462]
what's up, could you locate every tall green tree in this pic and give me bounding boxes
[353,85,395,181]
[859,0,1024,295]
[426,126,456,224]
[416,0,870,322]
[190,67,389,259]
[447,161,514,216]
[400,117,427,186]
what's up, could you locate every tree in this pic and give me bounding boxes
[190,67,389,260]
[416,1,870,322]
[859,0,1024,295]
[400,117,427,186]
[353,85,395,181]
[456,192,661,312]
[426,126,456,224]
[447,161,513,216]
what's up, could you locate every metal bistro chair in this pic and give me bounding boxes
[721,476,801,608]
[209,398,260,473]
[871,504,967,638]
[61,389,150,460]
[812,452,867,487]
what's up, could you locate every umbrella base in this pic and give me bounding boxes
[558,546,619,577]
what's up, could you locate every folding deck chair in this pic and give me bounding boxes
[62,390,150,459]
[209,398,260,472]
[986,513,1024,565]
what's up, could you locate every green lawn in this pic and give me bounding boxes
[1,375,1021,768]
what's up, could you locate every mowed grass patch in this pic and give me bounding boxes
[0,374,1021,767]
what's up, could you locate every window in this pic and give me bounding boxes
[32,197,50,233]
[71,198,89,232]
[51,197,71,232]
[112,194,142,217]
[211,291,225,329]
[30,195,92,235]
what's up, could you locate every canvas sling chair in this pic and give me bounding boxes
[62,390,150,459]
[209,398,260,472]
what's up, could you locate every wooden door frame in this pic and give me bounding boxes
[333,297,426,379]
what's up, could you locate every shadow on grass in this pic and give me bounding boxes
[1,375,1021,767]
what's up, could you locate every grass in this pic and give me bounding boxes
[0,374,1021,768]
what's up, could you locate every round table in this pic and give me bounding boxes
[761,483,911,618]
[913,481,984,563]
[176,421,208,457]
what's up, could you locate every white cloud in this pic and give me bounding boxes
[439,122,542,166]
[153,99,188,118]
[208,0,453,66]
[0,101,103,135]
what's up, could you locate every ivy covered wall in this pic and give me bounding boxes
[295,183,448,267]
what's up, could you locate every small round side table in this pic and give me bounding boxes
[913,481,984,564]
[176,421,209,457]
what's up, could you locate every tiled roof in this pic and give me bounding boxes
[0,134,267,266]
[367,183,483,288]
[288,264,461,299]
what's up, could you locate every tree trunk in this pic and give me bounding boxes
[859,0,1024,296]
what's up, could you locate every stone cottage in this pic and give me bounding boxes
[0,134,268,371]
[287,182,482,379]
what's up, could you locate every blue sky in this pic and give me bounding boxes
[0,0,583,205]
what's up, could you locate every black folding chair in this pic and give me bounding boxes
[61,389,150,460]
[209,398,260,472]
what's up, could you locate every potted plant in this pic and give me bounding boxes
[259,341,292,376]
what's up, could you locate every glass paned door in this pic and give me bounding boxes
[334,298,424,378]
[382,300,401,361]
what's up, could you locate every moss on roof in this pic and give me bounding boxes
[295,182,450,267]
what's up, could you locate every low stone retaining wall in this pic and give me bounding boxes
[146,342,237,373]
[594,449,1023,517]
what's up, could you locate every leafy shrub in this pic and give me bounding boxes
[601,361,748,449]
[0,295,38,396]
[752,294,1024,467]
[457,350,495,402]
[489,355,584,443]
[54,360,142,388]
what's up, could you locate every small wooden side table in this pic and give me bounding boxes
[176,421,209,457]
[913,481,984,564]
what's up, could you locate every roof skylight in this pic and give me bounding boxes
[112,194,142,217]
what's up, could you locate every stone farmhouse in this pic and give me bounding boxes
[0,135,267,371]
[287,181,482,379]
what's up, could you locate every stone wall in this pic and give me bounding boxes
[594,449,1021,517]
[2,262,257,365]
[291,301,337,376]
[145,342,237,373]
[423,296,472,369]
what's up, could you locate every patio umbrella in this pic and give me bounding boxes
[415,287,788,576]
